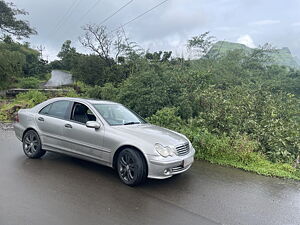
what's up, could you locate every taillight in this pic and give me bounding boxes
[15,113,19,123]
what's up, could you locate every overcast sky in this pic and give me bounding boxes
[10,0,300,61]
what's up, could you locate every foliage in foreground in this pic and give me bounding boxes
[0,90,47,121]
[147,108,300,180]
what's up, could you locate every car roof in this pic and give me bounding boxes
[49,97,118,105]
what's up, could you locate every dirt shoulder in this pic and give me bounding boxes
[0,122,13,131]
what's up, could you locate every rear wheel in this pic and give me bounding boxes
[23,130,46,159]
[117,148,147,186]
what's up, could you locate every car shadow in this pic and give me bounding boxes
[19,151,189,189]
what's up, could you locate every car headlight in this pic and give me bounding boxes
[155,143,176,157]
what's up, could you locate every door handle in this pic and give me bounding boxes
[38,117,44,121]
[64,124,72,128]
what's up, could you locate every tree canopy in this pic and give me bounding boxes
[0,0,37,39]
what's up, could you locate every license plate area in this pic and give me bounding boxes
[183,157,194,167]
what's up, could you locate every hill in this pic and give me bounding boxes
[207,41,300,68]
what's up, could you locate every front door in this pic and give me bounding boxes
[62,102,107,161]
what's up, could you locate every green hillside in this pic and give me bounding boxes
[207,41,300,68]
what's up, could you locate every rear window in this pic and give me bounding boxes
[39,104,52,115]
[40,101,70,119]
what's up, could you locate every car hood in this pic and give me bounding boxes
[112,124,188,146]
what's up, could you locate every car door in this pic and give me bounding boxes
[62,102,107,161]
[36,100,71,151]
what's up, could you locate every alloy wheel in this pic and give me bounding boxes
[119,152,137,182]
[24,132,39,156]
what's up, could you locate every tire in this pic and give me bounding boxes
[23,130,46,159]
[117,148,147,186]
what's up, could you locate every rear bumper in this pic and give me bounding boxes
[147,147,195,179]
[13,123,24,141]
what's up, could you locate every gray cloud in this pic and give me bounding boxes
[9,0,300,60]
[249,20,280,26]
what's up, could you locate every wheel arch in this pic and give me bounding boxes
[22,127,39,142]
[112,145,149,175]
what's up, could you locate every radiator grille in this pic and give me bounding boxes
[175,143,190,156]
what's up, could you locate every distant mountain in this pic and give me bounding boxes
[207,41,300,69]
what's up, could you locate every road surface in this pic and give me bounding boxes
[44,70,73,87]
[0,130,299,225]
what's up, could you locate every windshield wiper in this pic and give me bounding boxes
[123,122,141,125]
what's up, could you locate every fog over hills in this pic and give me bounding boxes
[207,41,300,69]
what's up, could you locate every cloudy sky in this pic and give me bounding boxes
[10,0,300,60]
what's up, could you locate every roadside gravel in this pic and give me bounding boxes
[0,122,13,131]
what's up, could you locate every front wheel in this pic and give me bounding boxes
[117,148,147,186]
[23,130,46,159]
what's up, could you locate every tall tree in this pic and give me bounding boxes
[57,40,78,70]
[79,24,124,64]
[0,1,37,39]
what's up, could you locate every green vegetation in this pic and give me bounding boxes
[0,4,299,181]
[0,90,47,121]
[0,1,49,90]
[0,0,37,38]
[0,38,50,90]
[18,77,40,88]
[147,108,300,180]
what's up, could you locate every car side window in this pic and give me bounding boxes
[39,103,52,115]
[47,100,70,119]
[71,102,96,124]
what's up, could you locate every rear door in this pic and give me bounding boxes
[36,100,71,151]
[62,102,107,161]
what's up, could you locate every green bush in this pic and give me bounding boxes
[18,77,40,88]
[147,107,184,130]
[86,83,119,101]
[148,107,300,180]
[36,72,51,83]
[191,86,300,163]
[0,90,47,121]
[15,90,47,107]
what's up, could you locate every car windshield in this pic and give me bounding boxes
[93,104,147,126]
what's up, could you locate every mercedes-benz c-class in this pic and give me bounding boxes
[14,97,195,186]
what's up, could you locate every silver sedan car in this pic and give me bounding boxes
[14,97,195,186]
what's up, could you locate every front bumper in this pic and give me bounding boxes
[147,147,195,179]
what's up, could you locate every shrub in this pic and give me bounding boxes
[146,106,300,179]
[15,90,47,107]
[147,107,184,130]
[0,90,47,121]
[117,65,180,117]
[73,81,90,95]
[86,83,119,101]
[18,77,40,88]
[86,86,102,99]
[192,86,300,163]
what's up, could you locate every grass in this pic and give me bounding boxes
[182,127,300,181]
[199,152,300,181]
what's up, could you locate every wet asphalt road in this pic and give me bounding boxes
[1,130,300,225]
[44,70,73,87]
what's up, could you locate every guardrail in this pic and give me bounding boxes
[5,88,70,97]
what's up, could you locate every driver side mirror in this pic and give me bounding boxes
[86,121,101,129]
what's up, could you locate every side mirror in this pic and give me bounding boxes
[86,121,101,129]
